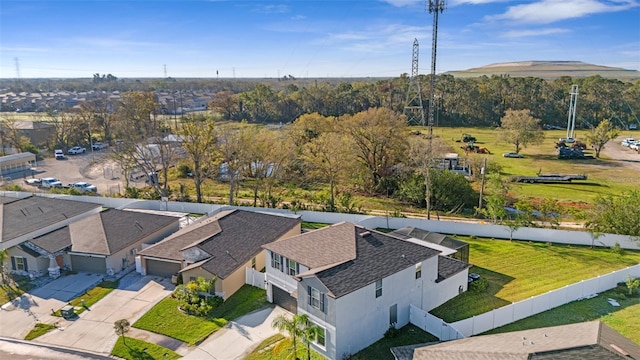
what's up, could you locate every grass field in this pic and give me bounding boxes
[426,126,639,203]
[244,335,326,360]
[24,323,56,340]
[351,324,438,360]
[133,285,268,345]
[430,237,640,322]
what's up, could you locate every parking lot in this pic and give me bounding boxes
[20,149,128,195]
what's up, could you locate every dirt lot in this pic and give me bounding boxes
[601,135,640,172]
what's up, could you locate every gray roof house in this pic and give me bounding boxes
[411,321,640,360]
[262,222,471,360]
[137,209,301,299]
[391,226,470,263]
[11,208,179,276]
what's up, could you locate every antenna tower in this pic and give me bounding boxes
[425,0,445,220]
[404,39,425,126]
[14,57,21,82]
[566,85,578,139]
[164,64,167,78]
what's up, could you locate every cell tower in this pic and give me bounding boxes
[427,0,445,140]
[14,57,21,81]
[425,0,445,221]
[404,39,425,126]
[164,64,167,78]
[566,85,578,139]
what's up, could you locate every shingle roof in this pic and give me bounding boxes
[412,321,640,360]
[138,215,222,260]
[1,196,100,243]
[30,227,72,253]
[436,256,471,283]
[287,223,441,298]
[196,210,301,279]
[70,209,178,255]
[140,209,301,279]
[391,227,468,250]
[263,222,356,269]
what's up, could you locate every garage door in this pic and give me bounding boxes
[70,255,107,273]
[146,259,181,277]
[272,285,297,313]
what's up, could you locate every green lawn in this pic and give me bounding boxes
[244,334,325,360]
[52,280,119,317]
[429,126,639,203]
[430,237,640,322]
[134,285,268,345]
[301,221,330,230]
[351,324,438,360]
[111,336,181,360]
[24,323,56,340]
[484,285,640,345]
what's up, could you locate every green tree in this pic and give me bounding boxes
[626,275,640,295]
[585,119,619,158]
[114,319,130,347]
[300,132,351,211]
[180,117,218,203]
[478,174,509,224]
[499,109,544,153]
[340,107,408,194]
[272,314,306,359]
[585,190,640,239]
[298,314,322,360]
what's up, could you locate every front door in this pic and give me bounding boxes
[389,304,397,325]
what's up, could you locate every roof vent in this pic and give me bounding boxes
[134,221,143,231]
[360,231,371,237]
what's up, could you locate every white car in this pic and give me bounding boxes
[630,141,640,150]
[621,138,635,147]
[54,149,65,160]
[40,177,62,188]
[67,146,86,155]
[70,182,97,193]
[92,142,107,150]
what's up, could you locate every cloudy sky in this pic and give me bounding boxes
[0,0,638,78]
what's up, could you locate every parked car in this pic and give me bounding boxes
[54,149,65,160]
[621,138,635,147]
[92,142,107,150]
[503,152,524,158]
[40,177,63,188]
[630,124,638,130]
[67,146,86,155]
[24,178,41,185]
[630,141,640,150]
[70,182,97,193]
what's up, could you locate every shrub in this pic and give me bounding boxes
[469,278,488,293]
[384,323,400,339]
[611,242,623,255]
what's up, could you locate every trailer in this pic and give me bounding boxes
[514,174,588,184]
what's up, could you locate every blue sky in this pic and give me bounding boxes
[0,0,638,78]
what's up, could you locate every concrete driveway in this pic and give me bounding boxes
[182,306,290,360]
[0,272,106,339]
[34,274,174,354]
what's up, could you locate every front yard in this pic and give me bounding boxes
[133,284,269,345]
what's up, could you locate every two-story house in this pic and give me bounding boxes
[263,222,470,360]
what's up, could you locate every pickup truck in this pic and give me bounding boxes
[67,146,86,155]
[69,182,97,193]
[40,177,63,188]
[92,142,107,150]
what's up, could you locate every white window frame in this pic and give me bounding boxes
[13,256,26,271]
[415,263,422,279]
[310,287,321,309]
[375,279,382,298]
[312,323,326,347]
[287,259,298,276]
[271,252,282,271]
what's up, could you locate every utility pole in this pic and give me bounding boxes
[478,157,487,210]
[425,0,445,220]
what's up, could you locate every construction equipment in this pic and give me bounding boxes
[461,142,490,154]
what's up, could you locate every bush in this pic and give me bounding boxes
[469,278,488,293]
[384,323,399,339]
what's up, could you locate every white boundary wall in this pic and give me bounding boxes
[245,267,267,289]
[2,191,638,250]
[410,264,640,340]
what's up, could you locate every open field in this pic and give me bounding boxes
[430,236,640,322]
[426,126,640,203]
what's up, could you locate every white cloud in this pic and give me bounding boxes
[502,27,570,38]
[379,0,422,7]
[252,4,289,14]
[291,14,306,20]
[487,0,639,24]
[450,0,509,5]
[325,24,429,53]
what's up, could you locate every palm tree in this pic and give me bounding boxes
[114,319,130,347]
[298,315,322,360]
[272,313,305,359]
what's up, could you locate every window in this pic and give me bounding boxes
[11,256,27,271]
[314,325,326,346]
[375,279,382,298]
[271,252,282,271]
[308,286,325,312]
[251,257,256,269]
[415,263,422,279]
[287,259,299,276]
